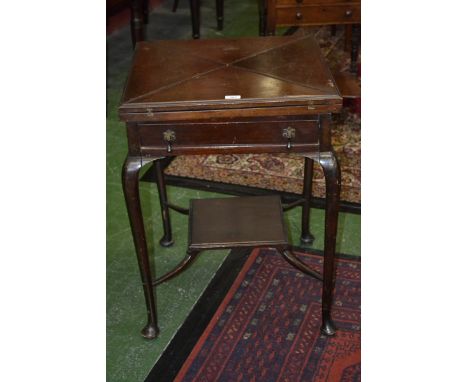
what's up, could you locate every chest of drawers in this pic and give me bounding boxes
[263,0,361,35]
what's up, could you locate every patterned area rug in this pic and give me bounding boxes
[165,27,361,204]
[174,248,361,381]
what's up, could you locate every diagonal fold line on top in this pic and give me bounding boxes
[231,65,335,95]
[123,34,320,104]
[227,33,313,66]
[183,33,315,67]
[123,65,224,104]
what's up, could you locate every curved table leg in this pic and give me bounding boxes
[318,152,341,336]
[122,156,160,339]
[282,249,323,281]
[301,157,315,244]
[154,159,174,247]
[153,249,201,285]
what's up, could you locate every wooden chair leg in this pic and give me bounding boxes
[216,0,224,30]
[344,24,352,51]
[189,0,201,39]
[142,0,149,24]
[258,0,266,36]
[130,0,146,48]
[350,24,360,75]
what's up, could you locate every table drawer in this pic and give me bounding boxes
[137,120,320,156]
[276,0,355,5]
[276,3,361,25]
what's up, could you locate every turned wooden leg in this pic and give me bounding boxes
[130,0,146,47]
[154,160,174,247]
[216,0,224,30]
[258,0,265,36]
[318,152,341,336]
[344,24,352,52]
[142,0,149,24]
[264,0,275,36]
[350,24,360,75]
[189,0,201,39]
[301,157,315,245]
[122,157,160,339]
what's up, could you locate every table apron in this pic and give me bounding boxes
[135,119,320,156]
[276,3,361,25]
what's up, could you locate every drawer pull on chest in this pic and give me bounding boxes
[163,129,176,153]
[345,9,353,17]
[282,126,296,150]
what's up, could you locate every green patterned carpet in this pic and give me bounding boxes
[106,1,361,381]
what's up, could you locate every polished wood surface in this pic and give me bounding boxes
[119,34,342,339]
[120,35,341,114]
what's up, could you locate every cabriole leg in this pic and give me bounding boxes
[318,152,341,336]
[122,156,160,339]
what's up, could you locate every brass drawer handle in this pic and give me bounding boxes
[163,129,176,153]
[296,11,303,20]
[345,9,353,17]
[282,126,296,149]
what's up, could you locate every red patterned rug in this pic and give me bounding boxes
[174,248,361,381]
[165,26,361,204]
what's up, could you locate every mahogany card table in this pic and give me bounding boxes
[119,34,342,340]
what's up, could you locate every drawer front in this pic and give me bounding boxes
[276,4,361,25]
[276,0,356,5]
[137,120,320,156]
